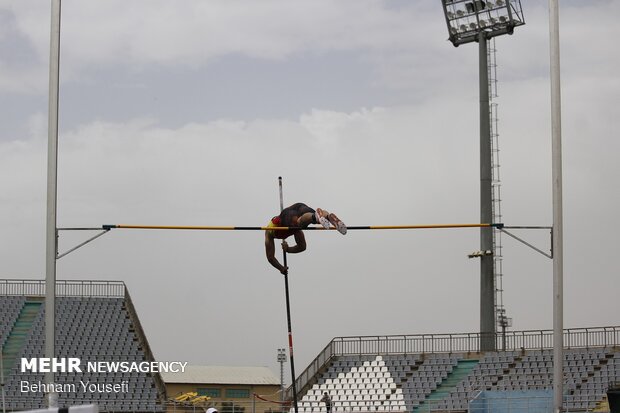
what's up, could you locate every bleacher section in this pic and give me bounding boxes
[0,296,25,346]
[300,355,405,412]
[0,280,164,412]
[296,347,620,412]
[1,295,27,378]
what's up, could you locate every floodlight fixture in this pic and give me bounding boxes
[441,0,525,46]
[467,250,493,258]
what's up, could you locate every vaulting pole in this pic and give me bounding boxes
[278,177,298,413]
[45,0,61,408]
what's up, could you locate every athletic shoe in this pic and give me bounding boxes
[318,216,331,230]
[327,212,347,235]
[336,221,347,235]
[315,209,331,229]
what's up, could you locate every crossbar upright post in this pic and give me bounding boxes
[45,0,62,408]
[549,0,564,410]
[278,177,298,413]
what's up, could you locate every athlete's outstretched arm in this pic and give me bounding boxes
[265,232,287,275]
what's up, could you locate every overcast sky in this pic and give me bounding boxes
[1,0,619,381]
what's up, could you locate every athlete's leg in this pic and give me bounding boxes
[312,208,331,229]
[284,204,346,234]
[296,204,318,228]
[282,203,316,227]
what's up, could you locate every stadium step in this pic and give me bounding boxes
[412,359,479,413]
[2,301,42,377]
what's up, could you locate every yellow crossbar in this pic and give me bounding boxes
[102,223,500,231]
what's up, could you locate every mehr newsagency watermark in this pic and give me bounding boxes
[19,358,186,394]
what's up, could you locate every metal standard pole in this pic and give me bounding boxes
[45,0,61,408]
[278,177,298,413]
[478,31,496,352]
[549,0,564,411]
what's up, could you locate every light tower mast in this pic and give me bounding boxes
[440,0,524,351]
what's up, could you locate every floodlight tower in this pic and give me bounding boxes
[440,0,524,351]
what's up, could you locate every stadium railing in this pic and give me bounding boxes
[0,279,125,298]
